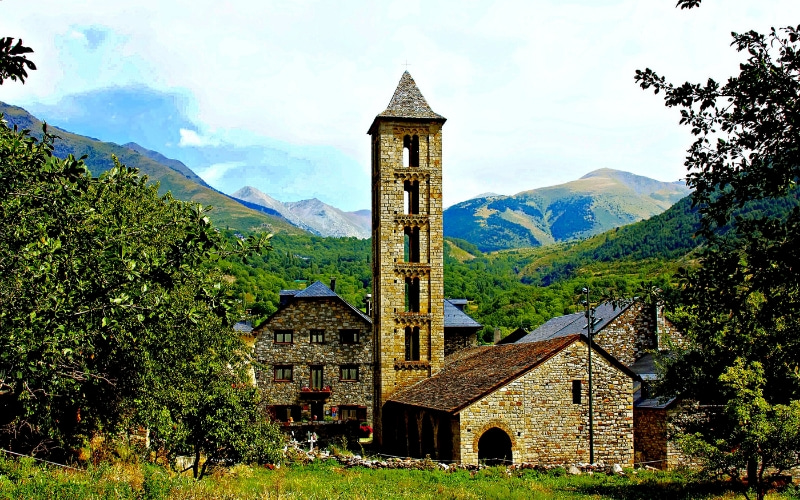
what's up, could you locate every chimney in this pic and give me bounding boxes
[366,294,372,317]
[493,328,501,344]
[330,277,336,292]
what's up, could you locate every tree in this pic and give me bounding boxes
[637,25,800,499]
[0,37,36,84]
[0,121,280,467]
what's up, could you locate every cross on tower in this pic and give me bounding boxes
[403,60,411,70]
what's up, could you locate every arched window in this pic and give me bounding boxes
[404,180,419,215]
[403,134,419,168]
[404,226,420,263]
[404,326,420,361]
[404,277,420,312]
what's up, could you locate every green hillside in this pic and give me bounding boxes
[444,168,690,252]
[0,102,304,235]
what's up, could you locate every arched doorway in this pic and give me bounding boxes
[477,427,513,466]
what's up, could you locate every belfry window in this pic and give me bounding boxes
[403,134,419,168]
[404,326,420,361]
[404,277,420,312]
[404,180,419,215]
[404,226,420,263]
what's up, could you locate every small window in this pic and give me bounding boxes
[340,365,359,381]
[340,329,359,344]
[310,365,324,390]
[274,365,293,381]
[310,329,325,343]
[274,329,293,344]
[572,380,582,404]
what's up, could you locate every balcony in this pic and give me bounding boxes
[394,360,431,371]
[299,386,332,400]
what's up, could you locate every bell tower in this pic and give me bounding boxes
[369,71,446,446]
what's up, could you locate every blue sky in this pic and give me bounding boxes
[4,0,799,211]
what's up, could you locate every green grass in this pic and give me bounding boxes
[1,455,797,500]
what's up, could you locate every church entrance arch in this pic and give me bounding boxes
[477,427,513,466]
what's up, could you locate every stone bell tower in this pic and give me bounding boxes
[369,71,446,446]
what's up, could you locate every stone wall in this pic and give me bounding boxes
[253,297,373,425]
[634,408,668,467]
[458,341,634,466]
[595,302,683,366]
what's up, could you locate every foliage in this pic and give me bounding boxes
[0,38,36,85]
[0,121,277,468]
[638,24,800,498]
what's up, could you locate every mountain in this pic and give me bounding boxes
[232,186,371,238]
[443,168,691,252]
[0,102,303,235]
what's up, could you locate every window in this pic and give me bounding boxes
[572,380,582,404]
[269,405,299,422]
[403,134,419,168]
[339,405,368,421]
[340,329,359,344]
[404,277,420,312]
[310,329,325,343]
[274,329,293,344]
[340,365,359,381]
[405,326,420,361]
[310,365,324,390]
[274,365,293,382]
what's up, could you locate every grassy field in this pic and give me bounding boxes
[1,455,798,500]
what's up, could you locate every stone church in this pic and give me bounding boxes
[367,72,636,466]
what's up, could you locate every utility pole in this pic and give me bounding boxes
[583,287,595,464]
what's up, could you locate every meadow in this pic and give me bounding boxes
[1,453,797,500]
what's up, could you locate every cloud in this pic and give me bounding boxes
[194,161,245,186]
[178,128,219,148]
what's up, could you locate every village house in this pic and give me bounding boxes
[253,280,374,424]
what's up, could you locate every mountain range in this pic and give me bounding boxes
[444,169,691,252]
[2,102,690,246]
[232,186,371,238]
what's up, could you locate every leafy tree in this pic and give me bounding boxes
[0,120,280,467]
[0,37,36,84]
[637,24,800,498]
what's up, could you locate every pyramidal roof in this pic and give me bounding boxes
[376,71,445,121]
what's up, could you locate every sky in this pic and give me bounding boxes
[3,0,799,211]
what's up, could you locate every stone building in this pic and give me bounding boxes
[252,280,374,424]
[513,300,686,468]
[369,71,448,446]
[384,335,637,466]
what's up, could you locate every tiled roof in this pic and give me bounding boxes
[444,299,481,329]
[376,71,445,121]
[516,301,632,344]
[233,321,253,334]
[388,336,580,414]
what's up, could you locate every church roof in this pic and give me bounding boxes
[388,336,586,414]
[373,71,446,124]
